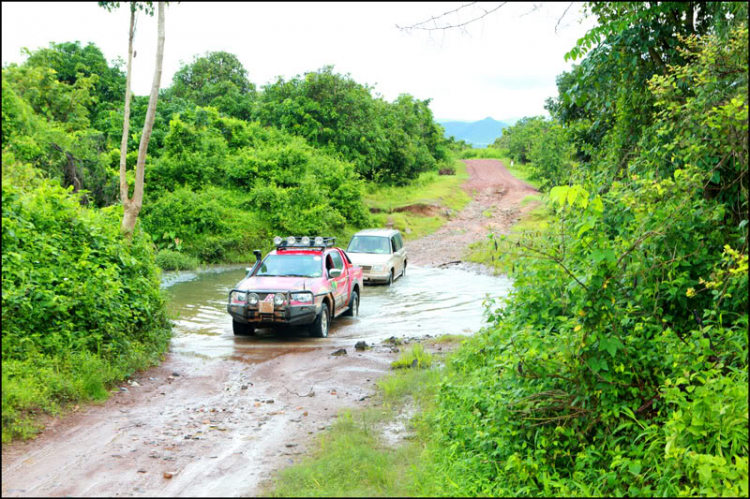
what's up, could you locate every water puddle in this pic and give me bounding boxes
[163,265,512,360]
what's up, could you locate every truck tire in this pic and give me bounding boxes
[310,306,329,338]
[343,290,359,317]
[233,320,255,336]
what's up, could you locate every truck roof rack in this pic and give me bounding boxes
[274,236,336,250]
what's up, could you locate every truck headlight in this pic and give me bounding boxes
[230,291,247,303]
[291,293,313,303]
[248,293,259,305]
[372,265,386,272]
[274,293,285,306]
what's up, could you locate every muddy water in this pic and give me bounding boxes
[164,265,512,359]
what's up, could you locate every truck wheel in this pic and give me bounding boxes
[310,306,329,338]
[343,291,359,317]
[233,320,255,336]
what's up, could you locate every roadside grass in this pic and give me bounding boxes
[267,347,445,498]
[364,159,469,213]
[501,156,542,190]
[389,344,433,370]
[363,159,471,241]
[424,334,467,345]
[2,345,168,442]
[368,212,445,241]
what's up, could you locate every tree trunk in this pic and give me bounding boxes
[119,6,135,234]
[122,1,166,238]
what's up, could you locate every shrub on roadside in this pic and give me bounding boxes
[424,25,749,497]
[155,249,199,271]
[2,179,171,442]
[458,147,505,159]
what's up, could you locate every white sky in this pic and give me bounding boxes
[2,2,596,122]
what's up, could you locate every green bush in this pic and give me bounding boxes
[2,179,171,442]
[155,249,199,271]
[425,23,748,497]
[256,66,446,184]
[458,147,505,159]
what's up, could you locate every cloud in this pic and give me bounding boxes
[2,2,595,122]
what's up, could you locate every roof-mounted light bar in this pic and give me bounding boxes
[273,236,336,249]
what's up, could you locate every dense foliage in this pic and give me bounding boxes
[168,51,256,120]
[1,173,171,442]
[493,117,574,190]
[3,47,452,264]
[256,66,449,183]
[428,6,748,496]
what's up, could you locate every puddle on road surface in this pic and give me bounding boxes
[163,265,512,360]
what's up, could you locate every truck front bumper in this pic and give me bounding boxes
[227,290,319,327]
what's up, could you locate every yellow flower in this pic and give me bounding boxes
[686,288,696,297]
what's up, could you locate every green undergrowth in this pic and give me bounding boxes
[155,249,200,271]
[390,343,434,370]
[495,153,542,190]
[2,177,172,442]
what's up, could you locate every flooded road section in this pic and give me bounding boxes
[165,264,512,359]
[2,265,511,498]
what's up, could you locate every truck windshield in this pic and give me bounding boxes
[256,255,322,277]
[347,236,391,254]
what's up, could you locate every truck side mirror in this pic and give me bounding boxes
[329,268,342,278]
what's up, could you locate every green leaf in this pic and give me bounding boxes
[628,461,642,475]
[599,336,623,358]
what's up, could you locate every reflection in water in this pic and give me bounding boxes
[163,265,512,359]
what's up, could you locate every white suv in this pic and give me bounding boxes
[345,229,407,285]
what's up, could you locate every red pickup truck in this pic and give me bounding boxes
[227,237,364,337]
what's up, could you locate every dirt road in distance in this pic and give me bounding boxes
[406,159,538,267]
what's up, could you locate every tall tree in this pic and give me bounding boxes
[99,1,167,238]
[170,51,255,119]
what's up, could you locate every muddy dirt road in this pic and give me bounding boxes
[407,159,538,267]
[1,159,530,497]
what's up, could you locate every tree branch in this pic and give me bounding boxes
[555,2,575,34]
[397,2,507,32]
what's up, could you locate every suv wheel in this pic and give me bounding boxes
[387,269,394,286]
[310,306,329,338]
[233,320,255,336]
[344,291,359,317]
[401,261,407,277]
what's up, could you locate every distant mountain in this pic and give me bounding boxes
[437,117,508,148]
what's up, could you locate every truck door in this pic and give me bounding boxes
[327,250,349,313]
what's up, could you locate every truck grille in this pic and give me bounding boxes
[359,266,371,271]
